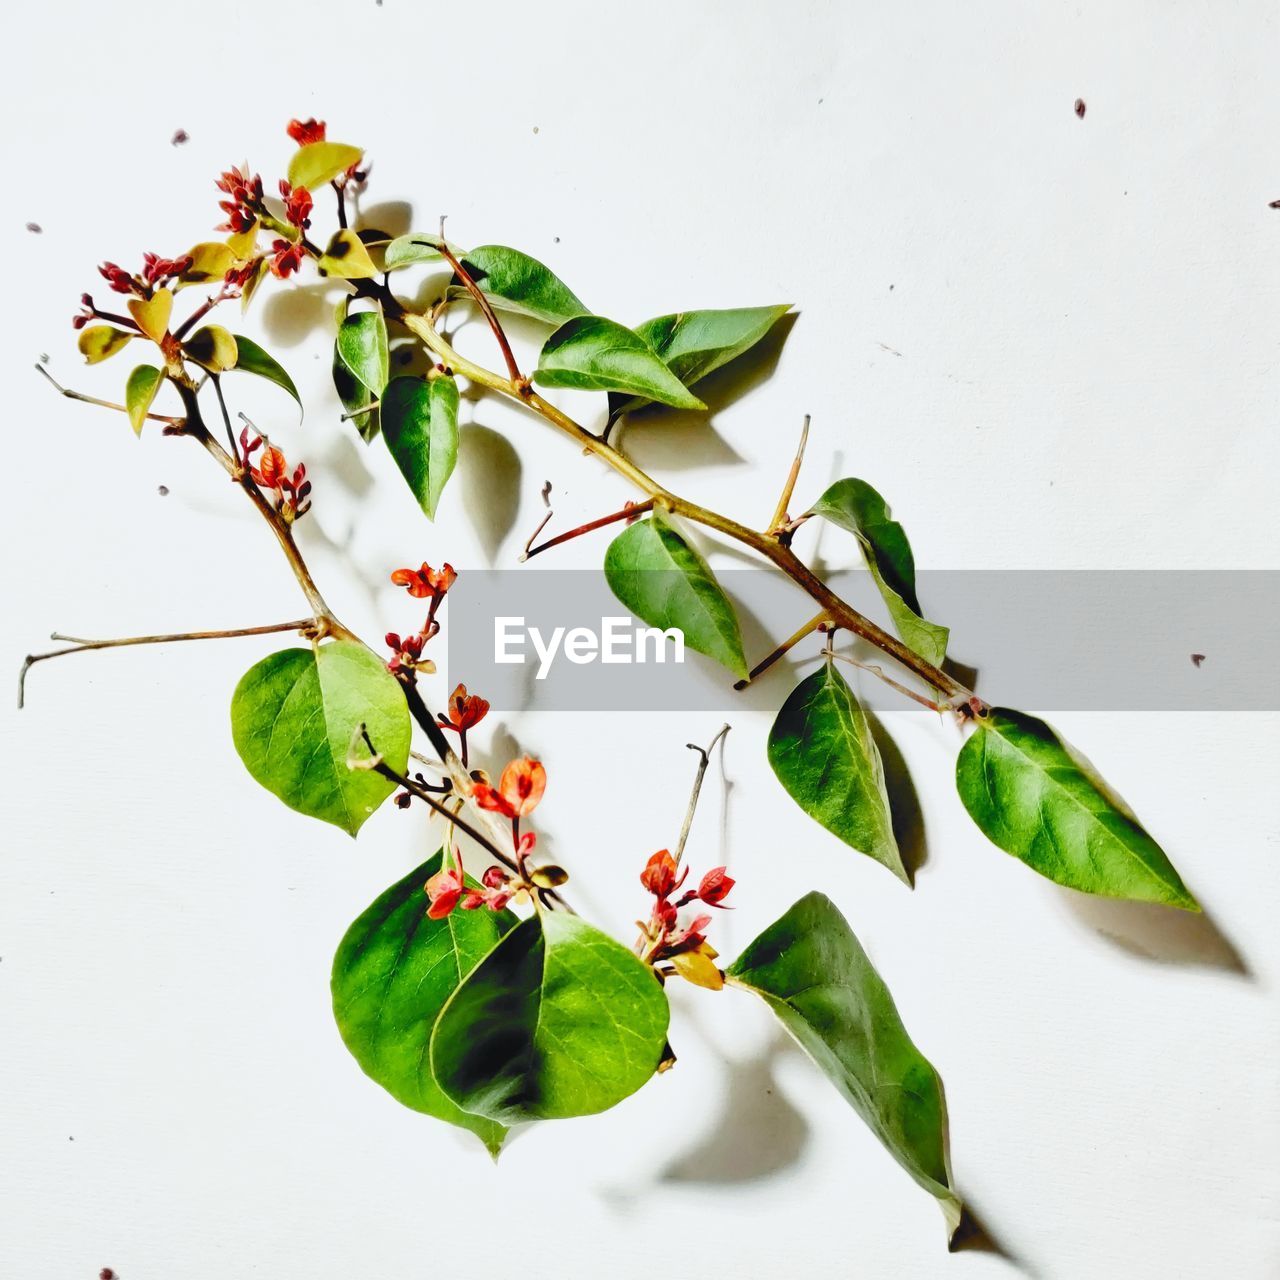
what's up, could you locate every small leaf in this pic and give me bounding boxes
[127,288,173,343]
[727,893,961,1239]
[459,245,588,325]
[333,346,379,442]
[239,257,270,313]
[670,948,724,990]
[287,141,363,192]
[956,708,1199,909]
[124,365,164,436]
[318,229,378,280]
[535,316,705,409]
[604,508,747,679]
[810,478,948,669]
[78,325,133,364]
[179,241,236,287]
[431,911,669,1123]
[380,374,460,520]
[183,324,238,373]
[336,310,389,397]
[232,335,300,407]
[767,663,906,882]
[382,232,463,271]
[226,223,260,259]
[331,851,515,1155]
[230,641,410,836]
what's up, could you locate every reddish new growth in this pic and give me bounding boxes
[437,682,490,766]
[637,849,734,985]
[384,560,457,677]
[238,425,311,523]
[425,855,515,919]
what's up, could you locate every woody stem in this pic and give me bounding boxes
[733,611,829,691]
[673,724,730,866]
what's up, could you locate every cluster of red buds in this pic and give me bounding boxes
[425,857,516,920]
[637,849,734,987]
[216,165,265,234]
[385,560,458,675]
[238,425,311,523]
[436,683,489,766]
[287,117,327,147]
[94,252,193,301]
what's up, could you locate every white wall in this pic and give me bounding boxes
[2,3,1277,1277]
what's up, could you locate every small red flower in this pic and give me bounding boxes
[223,256,262,292]
[425,866,464,919]
[666,914,713,955]
[444,683,490,731]
[384,631,431,674]
[287,118,327,146]
[251,444,287,489]
[697,867,735,907]
[215,166,263,232]
[98,261,137,296]
[390,562,457,600]
[278,180,313,229]
[269,239,306,279]
[640,849,682,899]
[141,252,192,287]
[473,757,546,819]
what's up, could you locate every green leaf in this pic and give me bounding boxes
[431,911,669,1123]
[956,708,1198,909]
[183,324,238,373]
[381,374,459,520]
[78,324,133,364]
[333,346,379,442]
[124,364,164,436]
[767,663,906,883]
[811,479,948,669]
[229,641,409,836]
[534,316,705,409]
[603,508,747,679]
[287,141,364,192]
[383,232,466,271]
[178,241,236,287]
[232,335,301,408]
[459,245,588,325]
[318,229,378,280]
[336,310,389,398]
[727,892,961,1238]
[331,851,515,1155]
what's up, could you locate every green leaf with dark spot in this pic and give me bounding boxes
[603,509,746,679]
[232,335,300,408]
[230,641,409,836]
[535,316,705,409]
[183,325,238,373]
[431,911,669,1123]
[459,245,588,325]
[383,233,447,271]
[124,364,164,436]
[956,708,1198,909]
[288,141,364,191]
[318,229,377,280]
[811,478,948,669]
[767,663,906,882]
[727,892,961,1240]
[78,324,133,364]
[331,851,515,1155]
[381,374,459,519]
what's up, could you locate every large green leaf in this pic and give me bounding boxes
[124,364,164,436]
[458,245,588,326]
[336,309,389,397]
[811,479,948,670]
[232,335,300,408]
[603,508,747,679]
[230,641,409,836]
[380,374,459,519]
[331,851,515,1155]
[767,663,906,883]
[956,708,1198,909]
[431,911,669,1123]
[534,316,705,409]
[727,893,961,1238]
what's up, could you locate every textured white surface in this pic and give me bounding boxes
[2,2,1278,1277]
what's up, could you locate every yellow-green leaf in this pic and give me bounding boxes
[125,365,164,436]
[127,288,173,343]
[78,325,133,364]
[318,229,377,280]
[183,324,238,372]
[179,242,235,287]
[288,141,363,192]
[226,223,259,258]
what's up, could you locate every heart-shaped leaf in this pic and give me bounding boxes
[459,245,588,325]
[727,893,961,1239]
[535,316,705,409]
[230,641,409,836]
[604,508,747,679]
[183,324,239,373]
[431,910,669,1123]
[381,374,459,519]
[956,708,1198,909]
[331,851,516,1155]
[287,141,363,192]
[810,478,948,670]
[124,365,164,436]
[767,662,906,882]
[127,288,173,343]
[179,241,236,287]
[318,229,378,280]
[78,324,133,364]
[232,335,300,408]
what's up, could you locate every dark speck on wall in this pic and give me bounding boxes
[26,222,42,233]
[171,129,189,146]
[1074,98,1087,118]
[100,1270,117,1280]
[1191,653,1206,667]
[157,485,169,497]
[1269,199,1280,209]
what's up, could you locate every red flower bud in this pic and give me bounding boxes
[287,118,327,146]
[697,867,735,906]
[641,849,680,899]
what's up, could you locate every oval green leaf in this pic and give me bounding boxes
[232,335,301,408]
[534,316,705,409]
[956,708,1198,909]
[332,851,516,1155]
[287,141,364,192]
[635,304,790,386]
[603,509,747,679]
[179,241,236,287]
[383,232,467,271]
[336,309,389,398]
[767,663,906,882]
[230,641,410,836]
[381,374,459,520]
[78,324,133,365]
[727,892,961,1239]
[318,228,378,280]
[124,364,164,436]
[459,245,588,325]
[183,324,238,373]
[431,911,669,1123]
[811,478,948,670]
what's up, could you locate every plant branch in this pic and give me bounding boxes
[674,724,730,865]
[821,646,949,713]
[435,244,524,385]
[733,611,828,691]
[768,413,810,534]
[521,498,655,561]
[36,364,183,425]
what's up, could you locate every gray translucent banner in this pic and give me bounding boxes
[446,570,1280,711]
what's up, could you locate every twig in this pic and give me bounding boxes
[768,413,810,534]
[821,647,948,713]
[36,364,183,426]
[435,242,524,385]
[521,498,655,561]
[733,612,828,690]
[673,724,730,865]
